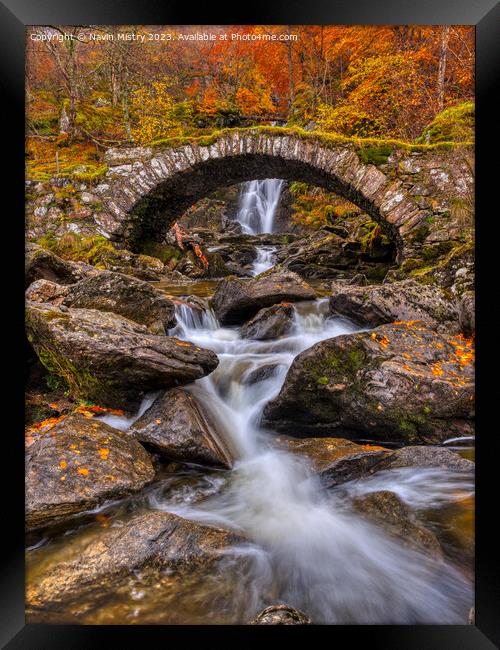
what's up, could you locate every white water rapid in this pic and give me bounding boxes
[251,246,277,276]
[119,297,472,624]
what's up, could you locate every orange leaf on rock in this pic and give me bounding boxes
[98,447,110,460]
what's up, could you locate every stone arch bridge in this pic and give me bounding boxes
[93,128,473,263]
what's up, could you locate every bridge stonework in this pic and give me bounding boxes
[90,129,472,262]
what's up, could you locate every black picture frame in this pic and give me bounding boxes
[3,0,499,646]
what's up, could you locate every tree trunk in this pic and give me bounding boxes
[437,26,450,113]
[286,26,295,107]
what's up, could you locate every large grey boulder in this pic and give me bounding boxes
[62,270,176,332]
[26,302,218,409]
[211,271,316,325]
[130,389,233,468]
[25,244,98,288]
[240,303,295,340]
[26,511,244,621]
[329,279,460,334]
[263,322,474,443]
[26,415,154,530]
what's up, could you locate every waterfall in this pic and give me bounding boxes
[235,179,284,235]
[137,299,472,624]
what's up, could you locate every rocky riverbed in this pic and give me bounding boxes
[25,236,475,624]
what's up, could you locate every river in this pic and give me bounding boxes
[25,180,474,624]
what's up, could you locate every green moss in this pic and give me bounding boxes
[317,376,329,385]
[148,125,472,154]
[358,144,393,166]
[141,240,181,264]
[36,345,99,401]
[417,101,474,144]
[36,232,117,266]
[401,258,426,272]
[409,225,430,244]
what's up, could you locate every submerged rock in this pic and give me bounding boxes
[26,415,154,530]
[250,604,311,625]
[62,270,176,332]
[26,511,244,620]
[263,322,474,443]
[352,491,443,559]
[130,389,233,468]
[240,303,294,340]
[274,436,390,487]
[26,303,218,409]
[329,279,459,334]
[211,271,316,325]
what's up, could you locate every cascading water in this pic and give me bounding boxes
[251,246,277,276]
[233,179,283,275]
[235,179,284,235]
[135,298,473,624]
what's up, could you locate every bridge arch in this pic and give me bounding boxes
[95,129,442,262]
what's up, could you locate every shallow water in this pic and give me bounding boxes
[27,284,474,625]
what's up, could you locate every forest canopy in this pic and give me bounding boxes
[26,25,474,179]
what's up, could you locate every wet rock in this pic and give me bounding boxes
[276,232,365,278]
[26,302,219,410]
[330,279,459,334]
[240,303,294,340]
[374,445,474,473]
[26,415,154,530]
[130,389,232,468]
[458,291,475,337]
[25,279,69,306]
[211,243,257,277]
[26,511,244,618]
[263,322,474,443]
[95,248,166,281]
[352,491,443,559]
[212,271,316,325]
[62,270,176,332]
[25,244,98,288]
[274,437,390,487]
[250,604,311,625]
[242,364,280,385]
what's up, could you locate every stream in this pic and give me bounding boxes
[26,180,474,624]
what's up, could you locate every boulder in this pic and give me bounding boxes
[274,436,390,487]
[240,303,294,340]
[62,270,176,332]
[276,232,365,278]
[211,271,316,325]
[210,243,257,277]
[374,445,474,473]
[458,290,475,338]
[330,279,460,334]
[26,511,244,619]
[94,247,165,281]
[25,244,98,288]
[26,415,154,530]
[25,279,69,305]
[352,491,443,559]
[130,389,233,468]
[250,604,311,625]
[263,322,474,443]
[26,303,219,410]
